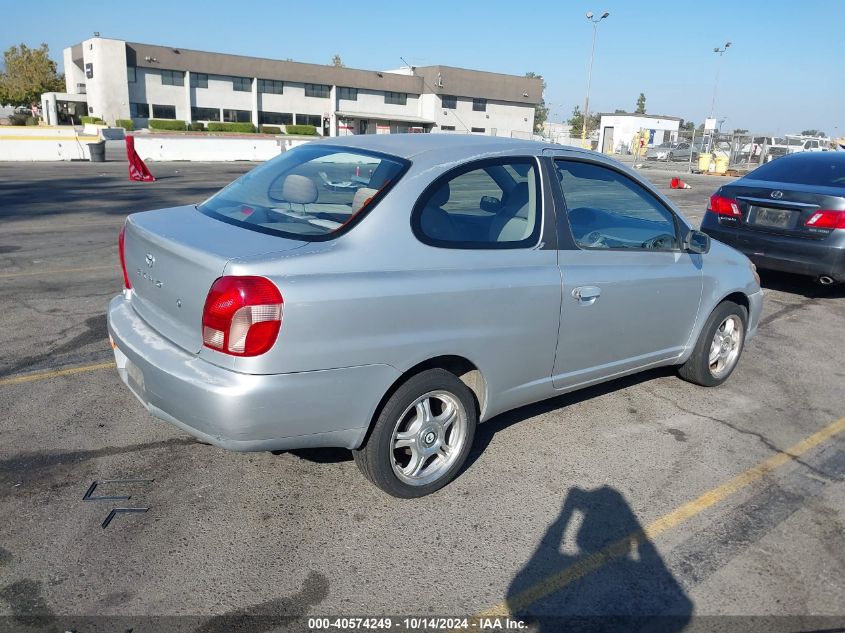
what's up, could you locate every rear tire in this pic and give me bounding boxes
[353,369,477,498]
[678,301,747,387]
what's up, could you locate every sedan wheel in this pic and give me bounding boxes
[354,369,477,497]
[678,300,747,387]
[707,315,743,379]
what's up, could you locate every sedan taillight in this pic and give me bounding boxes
[118,225,132,289]
[202,276,283,356]
[709,194,741,217]
[805,210,845,229]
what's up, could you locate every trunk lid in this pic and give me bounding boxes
[124,205,306,353]
[721,180,845,240]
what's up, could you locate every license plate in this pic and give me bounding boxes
[751,206,793,228]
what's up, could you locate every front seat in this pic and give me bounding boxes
[419,183,458,241]
[489,182,530,242]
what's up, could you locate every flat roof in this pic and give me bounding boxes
[599,112,682,121]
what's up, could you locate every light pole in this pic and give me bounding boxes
[709,42,731,120]
[581,10,609,145]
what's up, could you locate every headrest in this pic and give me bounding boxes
[428,182,450,208]
[282,174,318,205]
[352,187,379,213]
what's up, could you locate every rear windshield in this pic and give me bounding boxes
[748,155,845,188]
[198,145,409,240]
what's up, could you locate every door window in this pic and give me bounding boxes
[413,159,541,248]
[555,160,679,251]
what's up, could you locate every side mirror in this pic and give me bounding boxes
[685,229,710,254]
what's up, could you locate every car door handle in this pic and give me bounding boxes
[572,286,601,304]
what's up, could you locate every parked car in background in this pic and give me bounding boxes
[786,137,829,154]
[645,142,674,161]
[108,135,762,497]
[701,151,845,284]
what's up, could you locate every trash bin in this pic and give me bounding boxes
[697,152,713,173]
[88,141,106,163]
[714,154,729,174]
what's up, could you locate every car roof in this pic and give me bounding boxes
[308,133,593,160]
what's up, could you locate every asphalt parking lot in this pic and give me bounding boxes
[1,159,843,633]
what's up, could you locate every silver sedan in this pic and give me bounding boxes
[107,135,763,497]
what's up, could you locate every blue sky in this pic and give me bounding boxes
[2,0,841,136]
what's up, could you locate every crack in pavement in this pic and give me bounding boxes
[646,388,841,483]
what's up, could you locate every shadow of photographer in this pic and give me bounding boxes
[506,486,692,633]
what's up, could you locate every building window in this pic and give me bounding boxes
[338,86,358,101]
[296,113,322,127]
[385,92,408,106]
[441,125,456,131]
[160,70,184,86]
[471,127,485,133]
[232,76,251,92]
[191,107,220,121]
[257,79,283,94]
[442,95,457,109]
[305,83,330,98]
[191,73,208,89]
[259,111,293,125]
[152,104,177,119]
[223,109,251,123]
[127,66,136,83]
[472,98,487,112]
[130,102,150,118]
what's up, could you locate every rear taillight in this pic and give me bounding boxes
[118,225,132,289]
[709,194,741,217]
[804,210,845,229]
[201,276,283,357]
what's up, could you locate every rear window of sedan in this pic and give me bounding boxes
[198,145,409,240]
[747,155,845,188]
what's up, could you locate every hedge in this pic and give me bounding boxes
[115,119,134,131]
[206,122,256,133]
[81,116,104,124]
[284,124,317,136]
[259,125,282,135]
[189,121,205,131]
[149,119,187,131]
[25,116,40,126]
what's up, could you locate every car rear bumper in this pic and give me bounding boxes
[107,294,401,451]
[702,216,845,281]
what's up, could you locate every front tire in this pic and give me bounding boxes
[678,301,747,387]
[353,369,477,498]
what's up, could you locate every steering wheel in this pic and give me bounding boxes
[581,230,606,248]
[642,233,676,250]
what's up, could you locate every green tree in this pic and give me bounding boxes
[331,54,344,68]
[635,92,646,114]
[680,120,695,131]
[800,129,825,137]
[733,128,748,134]
[567,105,600,138]
[525,72,548,133]
[0,43,64,107]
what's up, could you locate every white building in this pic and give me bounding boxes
[597,113,681,154]
[43,37,541,138]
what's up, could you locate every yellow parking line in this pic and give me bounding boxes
[0,265,116,279]
[476,415,845,619]
[0,361,115,386]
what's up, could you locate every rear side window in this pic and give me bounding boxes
[555,160,679,251]
[199,145,409,240]
[412,158,541,249]
[747,155,845,188]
